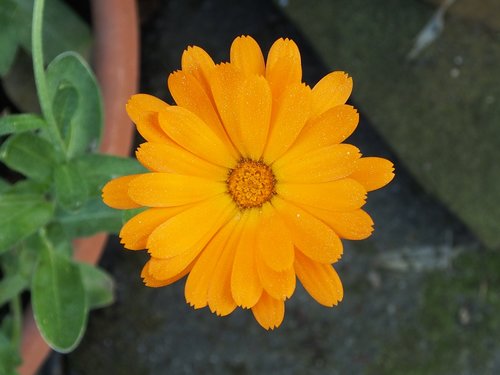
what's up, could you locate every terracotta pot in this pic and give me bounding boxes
[17,1,139,374]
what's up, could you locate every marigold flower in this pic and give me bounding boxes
[102,36,394,329]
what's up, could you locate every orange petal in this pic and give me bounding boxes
[263,83,311,163]
[102,175,142,209]
[141,260,191,288]
[147,195,236,258]
[275,105,359,167]
[256,203,294,271]
[277,178,366,211]
[158,106,236,168]
[310,71,353,118]
[181,45,215,95]
[230,35,265,76]
[147,248,199,281]
[128,173,226,207]
[231,209,262,308]
[208,212,247,316]
[273,197,343,264]
[251,292,285,330]
[265,38,302,98]
[185,218,238,309]
[236,75,272,159]
[294,251,343,307]
[126,94,172,143]
[167,70,237,157]
[275,144,361,184]
[256,251,295,301]
[136,142,228,180]
[120,206,189,250]
[299,206,374,240]
[350,157,395,192]
[210,69,272,158]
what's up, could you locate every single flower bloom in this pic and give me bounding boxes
[102,36,394,330]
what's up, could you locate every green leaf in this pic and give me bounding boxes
[0,193,54,254]
[13,0,91,62]
[0,274,27,307]
[0,114,46,136]
[0,0,19,76]
[0,132,59,182]
[79,263,114,310]
[0,329,21,375]
[76,154,146,197]
[46,52,103,158]
[32,232,87,353]
[54,163,88,211]
[52,81,78,141]
[57,198,123,237]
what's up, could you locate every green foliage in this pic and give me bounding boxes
[32,230,87,352]
[0,0,139,368]
[46,52,103,158]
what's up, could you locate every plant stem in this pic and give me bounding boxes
[10,294,21,348]
[32,0,67,157]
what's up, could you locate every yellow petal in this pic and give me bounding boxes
[273,197,343,264]
[275,144,361,184]
[231,209,262,308]
[299,206,374,240]
[147,195,236,258]
[185,218,238,309]
[136,142,228,180]
[208,213,247,316]
[120,206,189,250]
[310,71,353,118]
[141,260,190,288]
[251,292,285,330]
[211,69,273,158]
[102,175,142,209]
[277,178,366,211]
[167,70,237,157]
[294,251,343,307]
[148,248,199,280]
[126,94,172,143]
[158,106,236,168]
[350,157,395,192]
[275,105,359,167]
[256,203,294,271]
[128,173,226,207]
[265,38,302,98]
[230,35,265,76]
[263,83,311,163]
[256,251,295,301]
[181,45,215,95]
[209,63,247,156]
[237,75,272,159]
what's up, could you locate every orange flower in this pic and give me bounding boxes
[102,36,394,329]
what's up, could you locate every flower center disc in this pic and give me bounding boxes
[227,160,276,209]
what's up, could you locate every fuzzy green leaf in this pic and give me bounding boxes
[0,132,59,182]
[56,198,122,237]
[0,0,19,76]
[0,193,54,254]
[54,163,88,211]
[0,114,46,136]
[32,234,87,353]
[79,263,115,310]
[46,52,103,158]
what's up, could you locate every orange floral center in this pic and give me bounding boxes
[227,159,276,209]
